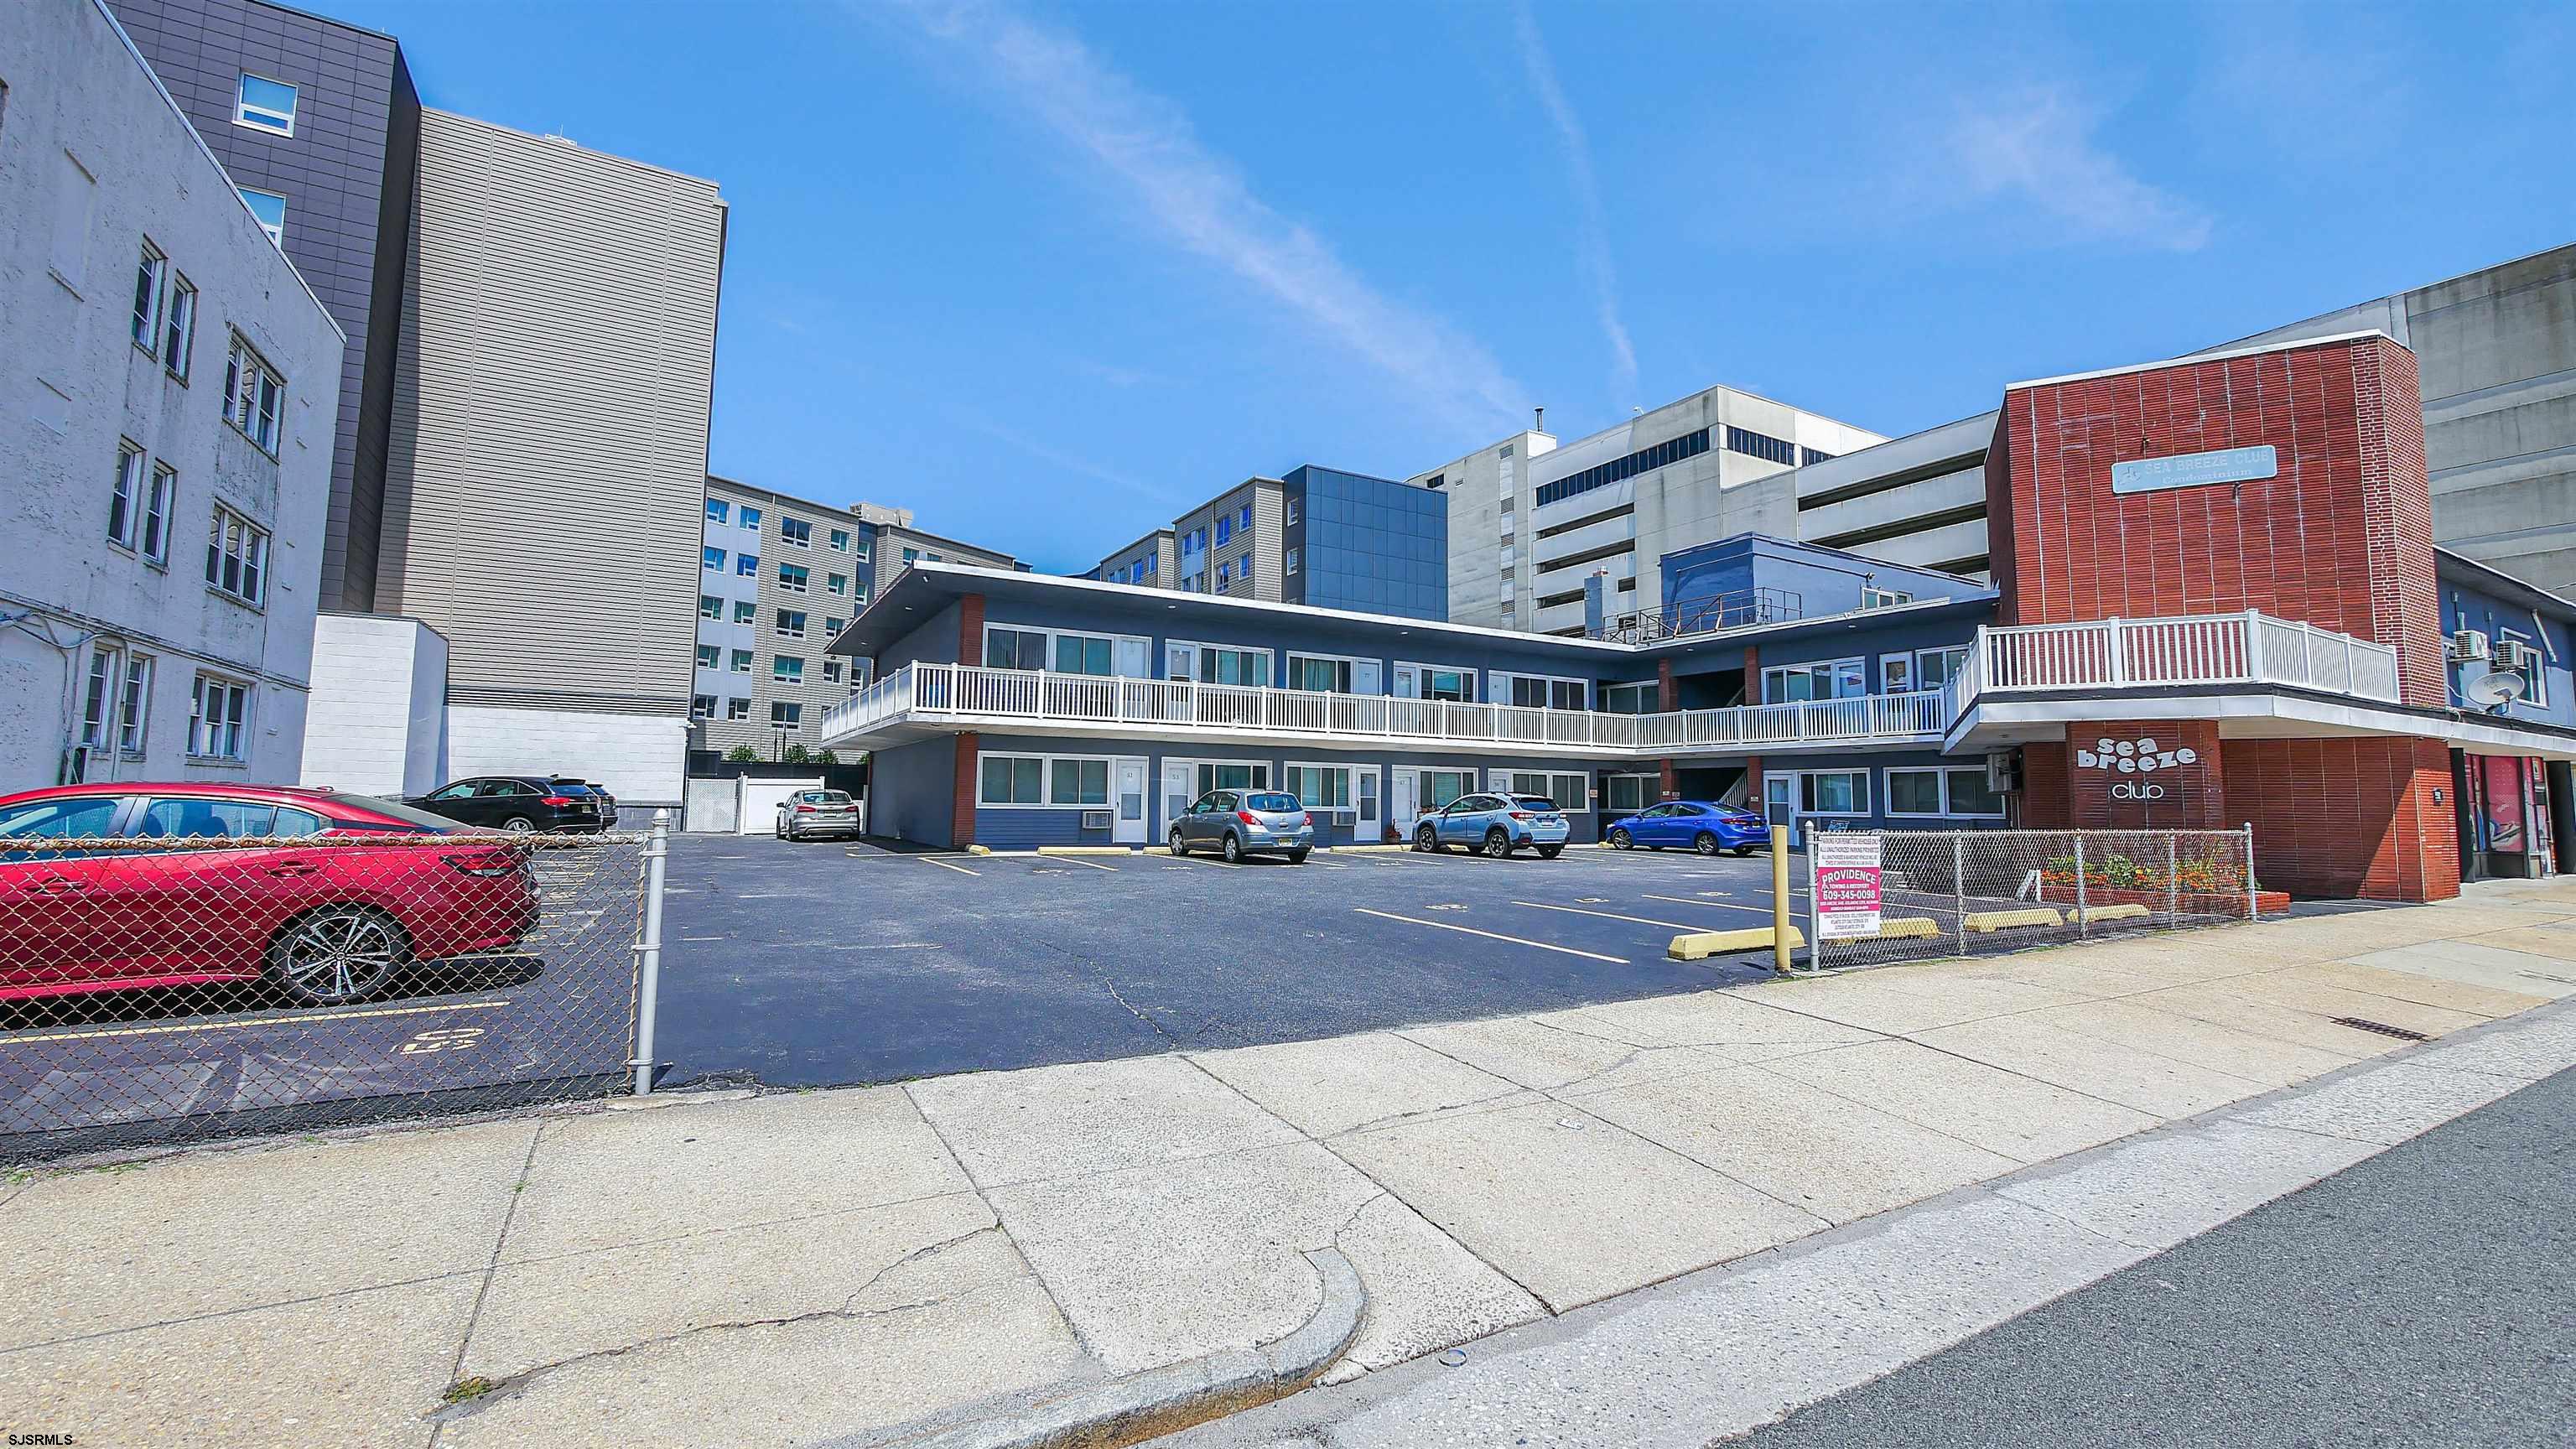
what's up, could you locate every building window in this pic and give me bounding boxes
[1496,770,1590,813]
[221,335,284,453]
[696,645,720,668]
[823,617,844,636]
[131,240,167,352]
[776,610,807,639]
[118,653,153,755]
[1191,645,1270,688]
[1885,766,2003,819]
[188,673,251,761]
[1495,673,1587,711]
[725,697,751,720]
[977,754,1112,808]
[1946,767,2006,818]
[1763,658,1866,704]
[1216,561,1232,589]
[980,755,1044,806]
[733,600,756,625]
[1602,773,1658,813]
[1861,586,1914,610]
[706,497,730,524]
[826,573,848,596]
[699,594,723,620]
[777,564,808,592]
[108,441,146,551]
[854,539,872,563]
[1286,764,1353,809]
[984,626,1141,677]
[1602,682,1656,714]
[781,517,811,548]
[690,694,715,720]
[1239,555,1253,585]
[1050,758,1109,806]
[1880,653,1914,693]
[1724,425,1797,467]
[823,658,843,683]
[204,506,269,606]
[1285,498,1300,524]
[737,553,759,577]
[1885,768,1944,818]
[773,656,803,683]
[771,701,802,727]
[1534,428,1712,509]
[730,648,753,673]
[1285,654,1362,693]
[163,275,195,380]
[829,528,849,551]
[739,506,761,530]
[704,547,725,571]
[1801,446,1837,467]
[141,464,175,564]
[79,647,118,750]
[1421,770,1474,810]
[1781,770,1869,815]
[234,73,298,135]
[1285,548,1301,576]
[1239,503,1253,532]
[237,187,286,246]
[1214,516,1233,547]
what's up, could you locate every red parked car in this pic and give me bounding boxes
[0,782,539,1008]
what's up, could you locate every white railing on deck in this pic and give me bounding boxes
[823,662,1950,753]
[1948,609,2402,717]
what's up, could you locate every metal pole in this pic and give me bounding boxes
[1802,821,1820,973]
[631,809,672,1095]
[1953,834,1966,958]
[1770,823,1792,977]
[2074,835,2089,937]
[2168,834,2179,924]
[2243,821,2259,922]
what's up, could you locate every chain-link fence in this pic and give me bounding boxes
[1,828,657,1165]
[1805,827,2263,973]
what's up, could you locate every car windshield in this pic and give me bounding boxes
[333,793,469,831]
[1244,792,1300,813]
[1511,796,1559,810]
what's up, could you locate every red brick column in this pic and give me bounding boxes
[950,732,979,848]
[1745,755,1763,801]
[958,594,985,666]
[1659,758,1677,800]
[1657,658,1677,712]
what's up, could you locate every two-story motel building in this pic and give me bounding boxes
[823,331,2576,902]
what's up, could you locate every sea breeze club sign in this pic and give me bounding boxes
[1812,834,1883,939]
[2076,736,2199,802]
[2110,444,2277,496]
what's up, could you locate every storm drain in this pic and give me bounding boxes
[2329,1016,2431,1042]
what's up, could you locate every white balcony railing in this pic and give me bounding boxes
[1944,610,2402,719]
[822,662,1950,756]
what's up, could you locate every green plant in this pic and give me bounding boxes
[723,745,758,763]
[816,749,839,765]
[782,743,810,765]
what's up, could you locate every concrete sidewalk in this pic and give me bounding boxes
[9,879,2575,1449]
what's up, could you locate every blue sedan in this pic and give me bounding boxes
[1604,800,1768,855]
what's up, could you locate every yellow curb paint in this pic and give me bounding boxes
[2070,903,2151,923]
[1842,916,1944,941]
[964,844,993,856]
[1667,926,1805,961]
[1965,906,2064,932]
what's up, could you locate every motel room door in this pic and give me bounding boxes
[1161,761,1193,840]
[1113,758,1149,844]
[1391,769,1421,835]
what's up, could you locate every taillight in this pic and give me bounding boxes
[1301,813,1312,827]
[1509,810,1532,820]
[442,848,522,877]
[795,804,817,813]
[1236,810,1259,826]
[541,795,578,807]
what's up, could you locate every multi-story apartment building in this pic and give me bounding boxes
[688,480,1021,756]
[1090,465,1447,622]
[115,0,418,615]
[1410,389,1883,637]
[0,0,345,791]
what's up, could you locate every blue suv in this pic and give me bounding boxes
[1414,792,1572,859]
[1603,800,1768,856]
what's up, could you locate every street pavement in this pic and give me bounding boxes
[6,875,2573,1448]
[1732,1063,2576,1449]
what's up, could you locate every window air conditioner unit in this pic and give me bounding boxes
[1080,809,1112,831]
[2450,629,2490,662]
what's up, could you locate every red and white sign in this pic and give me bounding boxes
[1813,834,1883,938]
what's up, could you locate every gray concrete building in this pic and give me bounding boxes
[114,0,418,615]
[1,0,345,792]
[1413,390,1883,636]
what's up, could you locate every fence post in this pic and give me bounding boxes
[2243,821,2259,922]
[2105,616,2127,686]
[631,809,672,1096]
[2167,834,2179,923]
[1801,821,1820,973]
[1953,834,1966,958]
[2073,834,2089,937]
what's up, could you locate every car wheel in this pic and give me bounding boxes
[268,905,409,1006]
[1285,848,1310,865]
[1483,828,1514,859]
[1168,828,1189,857]
[1693,831,1722,856]
[1608,827,1633,849]
[1221,832,1244,863]
[501,816,538,834]
[1536,844,1564,860]
[1415,826,1442,854]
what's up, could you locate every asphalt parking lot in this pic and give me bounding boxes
[650,834,1812,1088]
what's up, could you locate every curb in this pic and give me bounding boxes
[1036,846,1140,857]
[862,1248,1365,1449]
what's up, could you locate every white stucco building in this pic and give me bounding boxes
[0,0,344,793]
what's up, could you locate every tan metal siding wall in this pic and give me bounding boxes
[381,110,724,711]
[1250,481,1285,602]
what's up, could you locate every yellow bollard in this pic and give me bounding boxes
[1770,823,1792,976]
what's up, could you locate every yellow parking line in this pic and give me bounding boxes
[1513,901,1700,931]
[4,997,510,1046]
[1353,908,1628,963]
[919,856,981,876]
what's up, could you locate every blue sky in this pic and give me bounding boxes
[329,0,2574,573]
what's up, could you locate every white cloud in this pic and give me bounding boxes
[1512,3,1636,397]
[1946,88,2211,252]
[891,0,1526,438]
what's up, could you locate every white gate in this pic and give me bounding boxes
[736,776,824,836]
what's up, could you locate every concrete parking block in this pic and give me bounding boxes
[1189,1033,1530,1139]
[2026,999,2365,1087]
[908,1054,1305,1188]
[7,1275,480,1449]
[502,1088,972,1260]
[1756,1039,2160,1162]
[0,1117,534,1349]
[1992,1119,2376,1252]
[1580,1063,2022,1224]
[2277,959,2553,1017]
[1331,1098,1819,1312]
[2344,938,2576,997]
[439,1275,1083,1449]
[2228,1060,2533,1145]
[465,1191,1006,1380]
[1906,1013,2272,1119]
[987,1140,1536,1373]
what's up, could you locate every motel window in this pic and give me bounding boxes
[1050,758,1109,806]
[1421,771,1474,810]
[1601,682,1656,714]
[1861,586,1914,610]
[1193,645,1271,688]
[1052,632,1115,676]
[981,756,1045,805]
[1495,771,1590,813]
[1915,647,1966,692]
[1286,765,1353,809]
[1763,658,1866,704]
[1603,773,1658,813]
[1885,769,1944,818]
[1192,762,1270,794]
[1286,654,1355,693]
[1946,767,2005,818]
[1495,673,1587,711]
[706,498,730,524]
[234,73,298,135]
[1793,771,1869,815]
[1886,766,2004,819]
[987,626,1046,672]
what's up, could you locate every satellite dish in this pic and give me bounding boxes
[2466,671,2528,709]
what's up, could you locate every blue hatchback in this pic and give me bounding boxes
[1603,800,1768,856]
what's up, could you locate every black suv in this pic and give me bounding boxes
[405,776,606,834]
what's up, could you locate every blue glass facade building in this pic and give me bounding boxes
[1282,465,1446,621]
